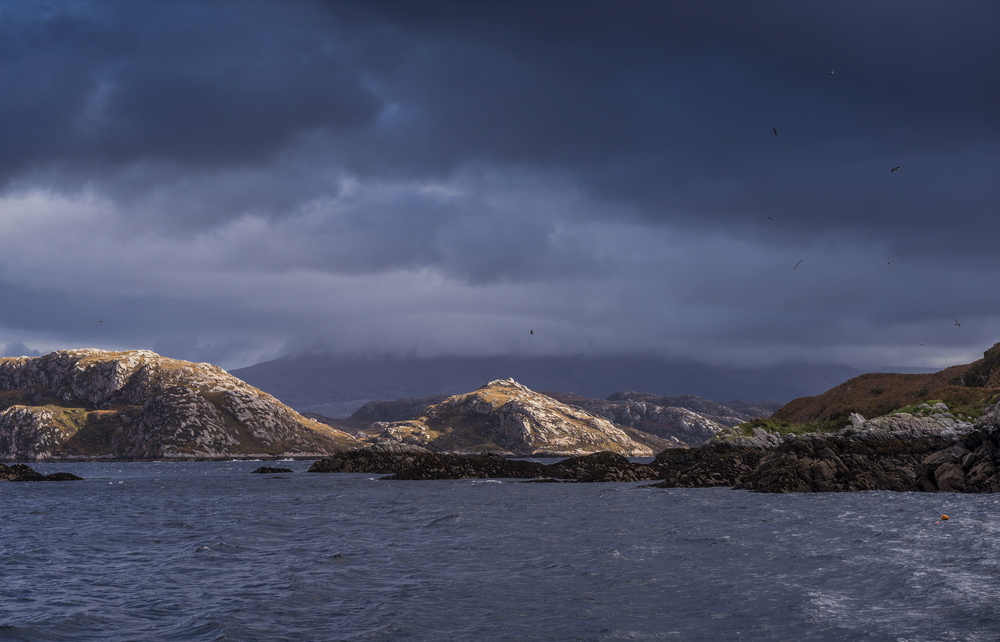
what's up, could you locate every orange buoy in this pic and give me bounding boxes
[941,515,949,521]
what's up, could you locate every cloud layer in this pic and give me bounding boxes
[0,1,996,371]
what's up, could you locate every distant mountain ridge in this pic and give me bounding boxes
[231,354,861,417]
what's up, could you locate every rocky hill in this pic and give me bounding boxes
[544,391,779,446]
[361,378,664,456]
[0,350,358,461]
[772,341,1000,427]
[344,389,774,448]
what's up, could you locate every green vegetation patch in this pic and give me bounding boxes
[734,410,857,437]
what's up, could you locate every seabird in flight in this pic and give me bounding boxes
[826,68,835,79]
[891,166,900,173]
[773,127,778,136]
[793,260,803,269]
[954,319,961,327]
[530,330,534,335]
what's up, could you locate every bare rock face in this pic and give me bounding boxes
[605,392,778,427]
[544,391,726,446]
[0,349,358,461]
[730,404,974,493]
[366,378,655,456]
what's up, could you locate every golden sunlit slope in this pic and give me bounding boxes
[0,349,358,461]
[364,378,657,456]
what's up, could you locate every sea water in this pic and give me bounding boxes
[1,460,998,641]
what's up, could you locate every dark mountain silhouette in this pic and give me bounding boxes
[230,354,861,417]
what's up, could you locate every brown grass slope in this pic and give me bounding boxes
[773,341,1000,426]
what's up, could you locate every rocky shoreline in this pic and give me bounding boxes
[307,402,1000,493]
[0,463,82,482]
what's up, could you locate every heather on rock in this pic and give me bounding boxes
[0,350,358,461]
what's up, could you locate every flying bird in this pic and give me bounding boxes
[773,126,777,136]
[767,216,773,220]
[891,166,900,173]
[530,330,534,335]
[98,319,104,323]
[793,260,803,269]
[826,68,835,79]
[954,319,961,327]
[887,258,893,267]
[919,343,925,346]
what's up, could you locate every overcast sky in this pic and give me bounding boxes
[0,0,997,371]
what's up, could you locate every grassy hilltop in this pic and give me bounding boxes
[735,342,1000,436]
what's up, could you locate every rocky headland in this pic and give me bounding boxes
[0,349,358,461]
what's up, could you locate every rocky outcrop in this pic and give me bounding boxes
[924,403,1000,493]
[649,427,781,488]
[547,451,662,482]
[545,391,780,447]
[0,349,358,461]
[605,392,778,426]
[0,463,82,481]
[306,443,433,474]
[365,379,657,456]
[731,404,973,492]
[646,402,996,493]
[544,391,725,446]
[309,447,660,482]
[708,403,1000,494]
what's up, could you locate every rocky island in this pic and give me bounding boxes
[0,349,358,461]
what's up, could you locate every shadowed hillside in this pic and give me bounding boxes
[773,342,1000,426]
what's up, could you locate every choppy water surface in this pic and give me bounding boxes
[2,460,998,641]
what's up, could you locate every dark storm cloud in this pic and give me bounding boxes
[0,1,378,179]
[321,0,1000,255]
[0,1,996,371]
